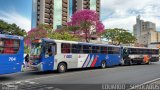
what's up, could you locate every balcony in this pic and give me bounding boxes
[96,8,100,12]
[45,9,50,13]
[62,8,67,12]
[96,0,100,4]
[62,1,68,6]
[45,19,50,23]
[37,2,40,5]
[97,5,100,8]
[62,17,67,21]
[45,0,52,4]
[37,11,40,15]
[45,13,50,18]
[83,5,90,9]
[62,12,67,16]
[47,11,53,15]
[62,0,68,4]
[83,1,88,5]
[45,4,50,9]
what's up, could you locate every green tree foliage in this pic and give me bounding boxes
[25,24,79,47]
[0,20,26,36]
[48,27,79,41]
[24,44,30,54]
[103,28,136,45]
[37,24,53,33]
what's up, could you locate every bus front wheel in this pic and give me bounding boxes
[124,60,131,66]
[101,61,106,69]
[57,63,67,73]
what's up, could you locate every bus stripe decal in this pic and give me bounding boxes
[86,56,92,67]
[91,56,98,67]
[87,55,94,67]
[83,55,91,67]
[82,55,89,67]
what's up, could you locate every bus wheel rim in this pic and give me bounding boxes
[102,62,106,68]
[60,65,65,71]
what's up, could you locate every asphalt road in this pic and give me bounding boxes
[1,62,160,90]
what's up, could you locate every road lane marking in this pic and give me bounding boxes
[128,78,160,90]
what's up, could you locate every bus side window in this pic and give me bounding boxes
[45,45,53,58]
[61,43,71,53]
[0,39,4,53]
[48,46,53,56]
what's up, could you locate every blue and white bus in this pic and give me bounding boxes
[29,38,121,73]
[0,34,24,75]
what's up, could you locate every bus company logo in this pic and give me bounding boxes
[9,57,16,61]
[64,55,72,58]
[105,55,109,59]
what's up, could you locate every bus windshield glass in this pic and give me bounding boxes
[30,43,41,56]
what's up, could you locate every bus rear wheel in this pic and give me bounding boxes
[57,63,67,73]
[145,60,150,65]
[101,61,106,69]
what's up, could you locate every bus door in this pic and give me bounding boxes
[42,42,56,71]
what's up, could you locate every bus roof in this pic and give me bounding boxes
[123,46,159,49]
[42,38,120,47]
[0,34,23,40]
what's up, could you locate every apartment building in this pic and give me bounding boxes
[31,0,101,30]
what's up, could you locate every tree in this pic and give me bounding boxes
[48,27,79,41]
[0,20,26,36]
[67,10,104,42]
[103,28,119,44]
[38,24,53,33]
[24,44,30,54]
[117,31,136,45]
[25,28,48,46]
[25,24,79,46]
[103,28,136,45]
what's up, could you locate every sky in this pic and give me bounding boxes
[0,0,160,32]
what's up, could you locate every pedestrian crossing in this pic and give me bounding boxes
[1,81,62,90]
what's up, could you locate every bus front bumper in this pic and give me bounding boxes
[28,63,43,71]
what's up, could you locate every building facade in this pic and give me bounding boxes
[133,15,160,47]
[31,0,101,30]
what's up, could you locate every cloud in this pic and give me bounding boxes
[101,0,160,31]
[103,16,136,31]
[0,11,31,32]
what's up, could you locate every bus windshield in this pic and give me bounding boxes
[30,43,41,56]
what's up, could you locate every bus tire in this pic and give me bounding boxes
[57,63,67,73]
[146,61,151,65]
[101,61,106,69]
[120,59,125,66]
[124,60,131,66]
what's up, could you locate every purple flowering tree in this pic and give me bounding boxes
[67,10,105,42]
[25,28,47,46]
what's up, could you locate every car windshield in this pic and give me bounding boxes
[30,43,41,56]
